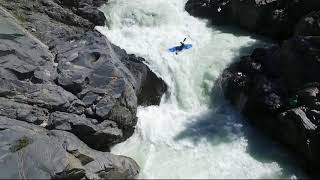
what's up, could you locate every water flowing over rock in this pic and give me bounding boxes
[0,0,167,178]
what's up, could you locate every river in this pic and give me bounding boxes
[96,0,305,178]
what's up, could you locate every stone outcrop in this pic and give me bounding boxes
[185,0,320,177]
[0,0,167,178]
[0,117,139,179]
[220,37,320,176]
[185,0,320,40]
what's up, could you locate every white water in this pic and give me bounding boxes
[96,0,305,178]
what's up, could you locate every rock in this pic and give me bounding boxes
[0,79,85,114]
[0,97,49,125]
[278,36,320,89]
[278,108,317,161]
[189,0,320,177]
[0,0,169,178]
[307,109,320,126]
[75,5,106,26]
[48,111,123,151]
[41,0,93,29]
[55,0,107,26]
[221,68,249,110]
[298,86,319,106]
[0,9,56,83]
[219,37,320,176]
[113,45,168,105]
[219,38,320,177]
[0,0,87,48]
[295,11,320,36]
[0,117,139,179]
[55,31,139,137]
[186,0,320,40]
[279,108,317,143]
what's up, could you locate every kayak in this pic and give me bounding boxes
[168,44,192,52]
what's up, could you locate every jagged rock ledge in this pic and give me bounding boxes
[185,0,320,40]
[186,0,320,177]
[0,0,167,178]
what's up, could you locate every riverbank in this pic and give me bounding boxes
[95,0,305,178]
[0,0,167,178]
[186,0,320,177]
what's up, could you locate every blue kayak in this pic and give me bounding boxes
[168,44,192,52]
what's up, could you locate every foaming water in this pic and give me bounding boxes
[96,0,305,178]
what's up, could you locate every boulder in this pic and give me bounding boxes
[112,44,168,106]
[185,0,320,39]
[0,79,85,114]
[0,97,49,125]
[298,85,319,107]
[219,37,320,176]
[0,9,56,83]
[48,111,123,151]
[278,36,320,89]
[295,11,320,36]
[55,31,138,137]
[0,117,139,179]
[278,107,317,147]
[0,0,169,177]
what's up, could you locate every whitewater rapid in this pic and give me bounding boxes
[96,0,305,178]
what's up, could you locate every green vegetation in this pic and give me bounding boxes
[10,136,31,152]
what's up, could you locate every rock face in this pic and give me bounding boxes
[220,37,320,176]
[0,0,167,178]
[185,0,320,177]
[185,0,320,40]
[0,117,139,179]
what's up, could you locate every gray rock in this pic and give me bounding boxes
[0,117,139,179]
[48,111,123,151]
[0,8,56,83]
[55,0,107,26]
[0,79,85,114]
[55,31,138,133]
[0,97,49,125]
[0,0,169,177]
[112,44,168,106]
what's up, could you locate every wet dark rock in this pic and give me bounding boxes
[277,36,320,89]
[186,0,320,177]
[295,11,320,36]
[220,37,320,176]
[186,0,320,40]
